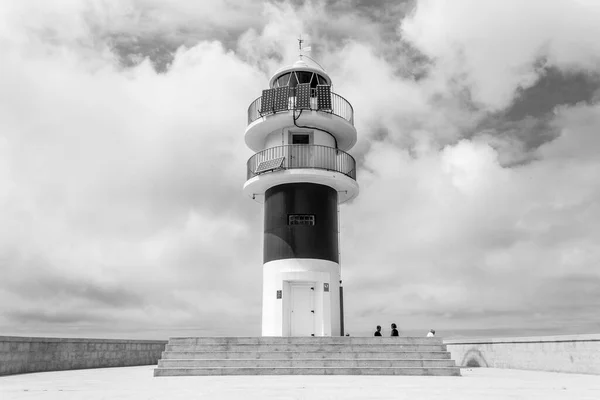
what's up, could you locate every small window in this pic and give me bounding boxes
[292,134,310,144]
[297,71,313,84]
[310,73,318,89]
[288,72,299,88]
[288,214,315,226]
[277,73,291,87]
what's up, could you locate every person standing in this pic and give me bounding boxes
[390,323,399,336]
[374,325,382,336]
[427,329,435,337]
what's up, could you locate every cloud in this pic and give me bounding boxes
[401,0,600,111]
[1,0,600,340]
[0,3,266,337]
[342,101,600,335]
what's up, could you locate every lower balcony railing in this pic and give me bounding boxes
[247,145,356,181]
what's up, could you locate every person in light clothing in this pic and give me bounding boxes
[427,329,435,337]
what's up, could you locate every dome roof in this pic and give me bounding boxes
[269,57,332,88]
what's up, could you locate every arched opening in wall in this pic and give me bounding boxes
[466,358,481,367]
[461,349,488,368]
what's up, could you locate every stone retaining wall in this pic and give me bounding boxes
[444,334,600,375]
[0,336,167,376]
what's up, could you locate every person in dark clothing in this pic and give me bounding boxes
[390,323,399,336]
[374,325,382,336]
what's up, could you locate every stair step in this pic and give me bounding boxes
[157,359,456,368]
[154,367,461,376]
[167,337,443,345]
[154,337,461,377]
[160,351,452,360]
[165,344,446,352]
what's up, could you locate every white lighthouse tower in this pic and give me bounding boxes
[243,50,359,337]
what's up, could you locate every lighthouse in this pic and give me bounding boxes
[243,52,359,337]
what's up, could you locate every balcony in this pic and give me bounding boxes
[246,145,356,181]
[247,88,354,126]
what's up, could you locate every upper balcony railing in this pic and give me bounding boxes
[247,144,356,181]
[247,86,354,126]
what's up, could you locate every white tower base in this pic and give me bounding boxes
[262,259,341,337]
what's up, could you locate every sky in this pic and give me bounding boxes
[1,0,600,339]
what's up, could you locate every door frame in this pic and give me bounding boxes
[283,280,316,336]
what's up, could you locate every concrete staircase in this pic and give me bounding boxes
[154,337,461,376]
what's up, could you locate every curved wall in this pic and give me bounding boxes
[264,183,338,263]
[445,334,600,375]
[261,258,341,337]
[0,336,167,376]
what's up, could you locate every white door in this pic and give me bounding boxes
[290,284,314,336]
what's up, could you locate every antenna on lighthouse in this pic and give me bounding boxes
[297,35,324,72]
[298,34,312,59]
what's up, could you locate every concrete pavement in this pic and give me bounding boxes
[1,365,599,399]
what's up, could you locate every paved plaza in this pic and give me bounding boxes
[1,366,599,399]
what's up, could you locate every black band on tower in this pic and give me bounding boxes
[264,183,339,263]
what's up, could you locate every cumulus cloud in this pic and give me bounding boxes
[401,0,600,111]
[0,2,266,337]
[1,0,600,339]
[343,102,600,335]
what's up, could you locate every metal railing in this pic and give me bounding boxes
[247,145,356,180]
[247,88,354,125]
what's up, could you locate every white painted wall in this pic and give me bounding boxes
[264,129,285,149]
[311,129,336,147]
[445,334,600,375]
[285,128,335,147]
[262,258,341,337]
[263,127,337,149]
[244,168,360,204]
[245,111,357,151]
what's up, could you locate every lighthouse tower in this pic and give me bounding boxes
[243,53,359,337]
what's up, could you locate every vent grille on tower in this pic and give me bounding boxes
[288,214,316,226]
